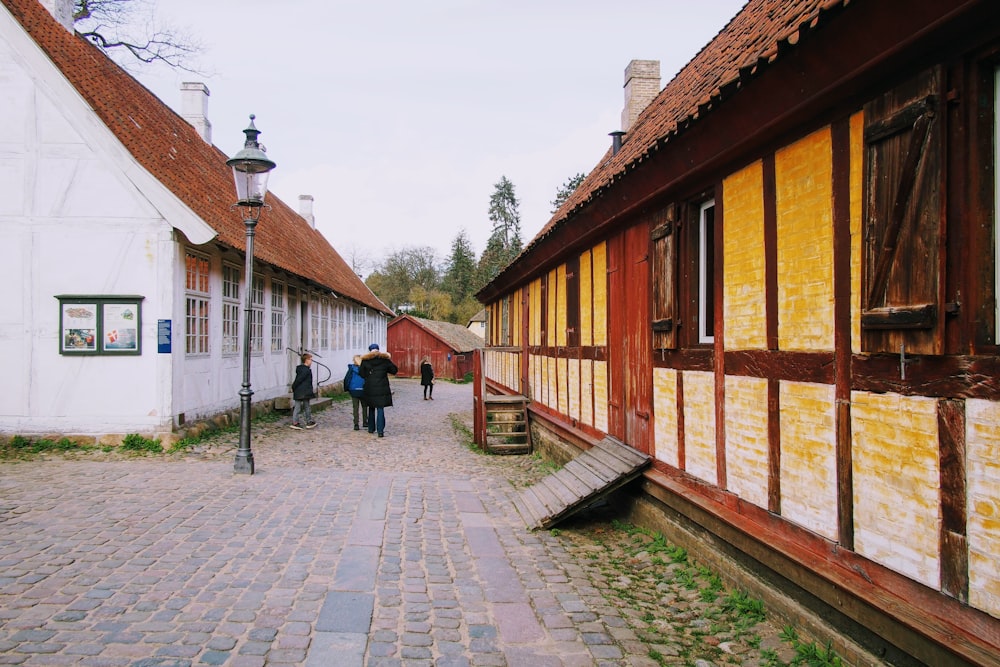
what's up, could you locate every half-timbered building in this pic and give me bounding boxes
[475,1,1000,664]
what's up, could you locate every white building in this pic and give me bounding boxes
[0,0,393,441]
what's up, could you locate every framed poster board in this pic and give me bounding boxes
[56,295,144,355]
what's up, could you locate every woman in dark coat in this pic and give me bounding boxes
[420,357,434,400]
[359,343,398,437]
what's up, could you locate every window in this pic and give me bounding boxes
[222,264,240,355]
[320,296,330,350]
[310,294,320,350]
[353,306,366,350]
[185,251,210,355]
[698,199,716,344]
[271,280,284,352]
[250,275,264,353]
[861,65,944,354]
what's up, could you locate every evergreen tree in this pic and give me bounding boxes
[441,229,477,305]
[476,176,523,290]
[551,172,586,214]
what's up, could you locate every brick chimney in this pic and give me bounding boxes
[180,82,212,143]
[621,60,660,133]
[40,0,74,31]
[299,195,315,229]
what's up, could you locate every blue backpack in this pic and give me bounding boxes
[344,364,365,397]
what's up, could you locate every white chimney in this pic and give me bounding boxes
[180,82,212,143]
[41,0,74,31]
[621,60,660,133]
[299,195,315,229]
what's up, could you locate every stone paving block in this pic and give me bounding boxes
[305,631,366,667]
[333,546,380,592]
[315,592,374,634]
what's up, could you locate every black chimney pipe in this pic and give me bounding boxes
[609,131,625,156]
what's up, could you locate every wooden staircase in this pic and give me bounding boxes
[514,436,651,530]
[482,394,532,455]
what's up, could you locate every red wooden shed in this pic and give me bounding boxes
[386,315,484,381]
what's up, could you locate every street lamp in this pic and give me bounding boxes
[227,114,276,475]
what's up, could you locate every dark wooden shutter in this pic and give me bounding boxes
[651,204,678,349]
[862,65,945,355]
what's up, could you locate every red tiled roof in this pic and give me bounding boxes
[3,0,391,315]
[530,0,844,252]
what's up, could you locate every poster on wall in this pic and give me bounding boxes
[61,303,98,352]
[102,303,139,352]
[57,295,144,355]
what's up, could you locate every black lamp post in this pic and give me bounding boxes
[227,115,276,475]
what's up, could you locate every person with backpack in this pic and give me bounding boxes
[344,354,368,431]
[359,343,398,438]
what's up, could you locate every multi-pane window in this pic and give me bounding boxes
[698,199,716,344]
[354,306,366,350]
[222,264,240,355]
[250,275,264,353]
[271,280,285,352]
[310,295,320,350]
[320,296,330,350]
[185,251,210,355]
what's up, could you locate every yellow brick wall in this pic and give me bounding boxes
[592,241,607,346]
[593,361,608,432]
[775,128,835,352]
[852,391,940,587]
[850,112,863,353]
[725,376,770,509]
[723,161,768,350]
[581,249,593,347]
[683,371,717,484]
[780,381,838,541]
[967,398,1000,618]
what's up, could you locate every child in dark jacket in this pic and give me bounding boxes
[344,354,368,430]
[290,353,317,430]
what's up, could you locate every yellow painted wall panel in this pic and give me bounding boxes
[852,391,940,587]
[780,381,838,540]
[723,162,767,350]
[581,249,593,347]
[775,127,835,352]
[547,356,557,411]
[581,360,594,427]
[683,371,717,484]
[593,242,607,346]
[725,375,770,509]
[967,398,1000,618]
[557,357,569,415]
[850,112,863,354]
[654,368,679,467]
[568,358,581,422]
[547,268,557,347]
[594,361,608,432]
[556,264,567,347]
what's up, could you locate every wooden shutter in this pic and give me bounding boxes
[651,204,678,349]
[862,65,945,355]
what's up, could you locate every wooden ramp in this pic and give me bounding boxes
[514,436,651,530]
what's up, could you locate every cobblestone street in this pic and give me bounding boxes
[0,379,804,666]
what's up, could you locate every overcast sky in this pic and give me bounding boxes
[133,1,747,274]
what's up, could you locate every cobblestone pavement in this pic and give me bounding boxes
[0,379,802,666]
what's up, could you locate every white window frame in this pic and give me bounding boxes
[250,275,265,354]
[320,296,330,350]
[185,251,210,356]
[698,199,716,344]
[222,264,240,355]
[271,279,285,353]
[310,294,321,350]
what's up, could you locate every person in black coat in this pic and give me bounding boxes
[359,343,398,437]
[420,357,434,400]
[290,353,317,430]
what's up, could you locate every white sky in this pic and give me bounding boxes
[134,1,747,275]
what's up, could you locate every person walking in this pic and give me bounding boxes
[344,354,368,431]
[290,353,317,430]
[420,357,435,400]
[359,343,398,438]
